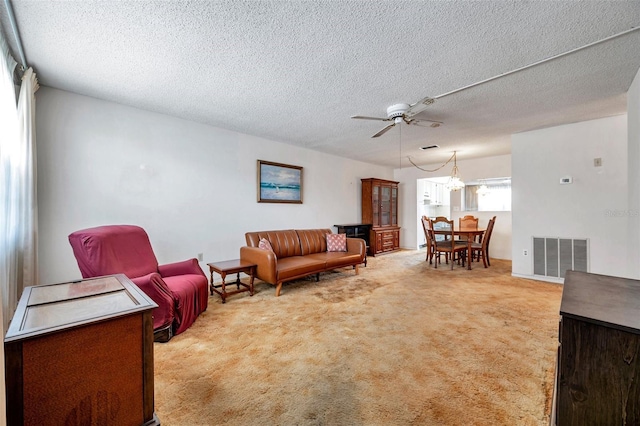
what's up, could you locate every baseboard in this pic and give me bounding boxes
[511,272,564,284]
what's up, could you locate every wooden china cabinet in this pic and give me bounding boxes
[361,178,400,256]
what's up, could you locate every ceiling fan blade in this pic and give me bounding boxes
[351,115,391,122]
[405,96,436,118]
[372,123,396,138]
[409,118,443,128]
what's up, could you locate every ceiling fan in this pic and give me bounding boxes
[351,96,443,138]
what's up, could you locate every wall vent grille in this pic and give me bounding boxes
[533,237,589,278]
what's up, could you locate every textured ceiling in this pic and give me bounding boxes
[1,1,639,168]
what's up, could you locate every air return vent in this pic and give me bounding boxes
[533,237,588,278]
[420,145,439,150]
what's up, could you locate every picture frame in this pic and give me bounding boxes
[257,160,303,204]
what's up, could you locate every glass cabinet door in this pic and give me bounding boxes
[391,187,397,225]
[372,185,379,226]
[381,186,391,226]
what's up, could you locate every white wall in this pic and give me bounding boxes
[37,88,393,284]
[395,154,512,260]
[511,115,628,279]
[628,67,640,279]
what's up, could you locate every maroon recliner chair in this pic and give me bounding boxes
[69,225,208,342]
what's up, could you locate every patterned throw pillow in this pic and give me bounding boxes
[258,238,274,255]
[326,233,347,252]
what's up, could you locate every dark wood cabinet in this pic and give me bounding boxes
[334,224,371,266]
[334,224,371,247]
[4,274,159,426]
[361,178,400,256]
[553,270,640,425]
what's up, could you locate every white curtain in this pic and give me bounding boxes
[0,28,39,332]
[1,26,19,331]
[16,67,39,292]
[464,184,479,211]
[0,26,18,426]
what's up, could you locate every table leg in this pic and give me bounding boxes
[467,239,472,270]
[220,272,227,304]
[249,267,255,296]
[235,272,241,289]
[209,268,214,295]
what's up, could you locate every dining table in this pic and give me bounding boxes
[432,227,486,270]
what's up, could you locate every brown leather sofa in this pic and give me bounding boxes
[241,229,366,296]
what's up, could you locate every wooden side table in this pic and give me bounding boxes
[207,259,256,303]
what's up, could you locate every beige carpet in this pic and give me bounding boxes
[154,250,562,425]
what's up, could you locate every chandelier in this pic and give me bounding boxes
[407,150,465,192]
[476,182,490,196]
[445,151,465,192]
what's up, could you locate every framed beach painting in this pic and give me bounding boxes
[257,160,303,203]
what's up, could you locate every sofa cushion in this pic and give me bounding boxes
[245,230,302,258]
[307,252,364,269]
[296,229,332,255]
[276,256,326,281]
[325,252,364,268]
[326,233,347,252]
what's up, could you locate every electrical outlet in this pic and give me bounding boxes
[523,250,528,256]
[197,253,203,261]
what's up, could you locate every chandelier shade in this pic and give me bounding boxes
[476,183,490,196]
[445,151,465,192]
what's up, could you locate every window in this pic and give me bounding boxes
[464,178,511,212]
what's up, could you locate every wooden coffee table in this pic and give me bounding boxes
[207,259,256,303]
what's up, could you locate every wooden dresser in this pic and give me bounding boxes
[553,270,640,425]
[4,274,159,426]
[361,178,400,256]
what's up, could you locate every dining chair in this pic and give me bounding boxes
[458,215,480,259]
[432,216,452,242]
[470,216,496,268]
[459,216,479,229]
[458,215,479,239]
[431,217,467,269]
[421,216,436,264]
[485,216,496,265]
